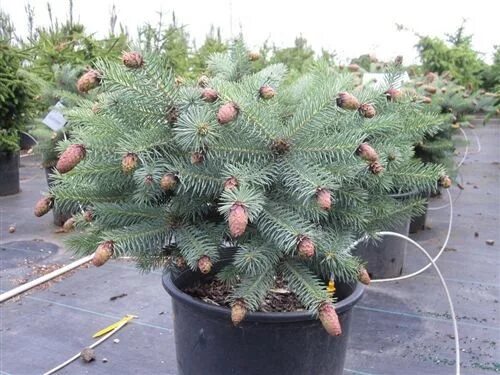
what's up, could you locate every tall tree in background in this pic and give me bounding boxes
[270,36,316,82]
[191,26,227,75]
[415,21,485,90]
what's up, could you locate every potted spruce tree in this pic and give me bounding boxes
[35,44,448,374]
[0,40,35,196]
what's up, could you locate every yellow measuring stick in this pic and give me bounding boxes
[92,314,137,338]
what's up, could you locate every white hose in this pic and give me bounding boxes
[457,127,469,169]
[372,189,452,282]
[372,231,460,375]
[0,255,94,304]
[428,124,471,212]
[43,318,130,375]
[468,128,481,154]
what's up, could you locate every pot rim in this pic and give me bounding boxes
[162,270,365,323]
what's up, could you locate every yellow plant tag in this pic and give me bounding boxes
[93,315,137,338]
[326,273,336,297]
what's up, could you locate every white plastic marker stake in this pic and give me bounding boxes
[0,254,94,303]
[372,231,460,375]
[43,315,136,375]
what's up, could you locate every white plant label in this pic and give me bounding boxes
[42,101,67,131]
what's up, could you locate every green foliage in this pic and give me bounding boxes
[27,23,125,83]
[479,46,500,93]
[269,36,317,83]
[416,23,485,90]
[0,40,36,152]
[51,45,445,317]
[32,63,87,167]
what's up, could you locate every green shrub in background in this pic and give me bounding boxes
[0,39,36,153]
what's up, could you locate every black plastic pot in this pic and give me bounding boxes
[353,219,410,279]
[0,151,20,196]
[409,199,429,234]
[163,270,364,375]
[19,132,37,151]
[44,166,73,226]
[353,190,417,279]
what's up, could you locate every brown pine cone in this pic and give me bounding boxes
[92,241,114,267]
[198,255,212,274]
[76,70,101,93]
[34,196,54,217]
[231,300,247,325]
[56,144,86,173]
[122,51,144,69]
[358,103,376,118]
[336,92,360,110]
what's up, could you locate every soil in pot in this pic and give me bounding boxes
[0,151,20,196]
[183,277,305,312]
[163,270,364,375]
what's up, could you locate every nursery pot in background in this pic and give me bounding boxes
[44,166,74,226]
[409,192,430,234]
[0,151,20,196]
[163,269,364,375]
[353,190,417,279]
[19,132,37,151]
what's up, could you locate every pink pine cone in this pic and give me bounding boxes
[122,51,144,69]
[56,144,86,173]
[316,189,332,211]
[357,143,379,162]
[201,88,219,103]
[297,236,315,258]
[319,303,342,336]
[385,88,401,102]
[217,102,239,125]
[224,176,239,191]
[228,203,248,237]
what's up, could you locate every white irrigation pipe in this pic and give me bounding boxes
[456,127,470,169]
[428,124,472,212]
[0,254,94,303]
[372,231,460,375]
[43,318,129,375]
[372,189,452,282]
[468,128,481,154]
